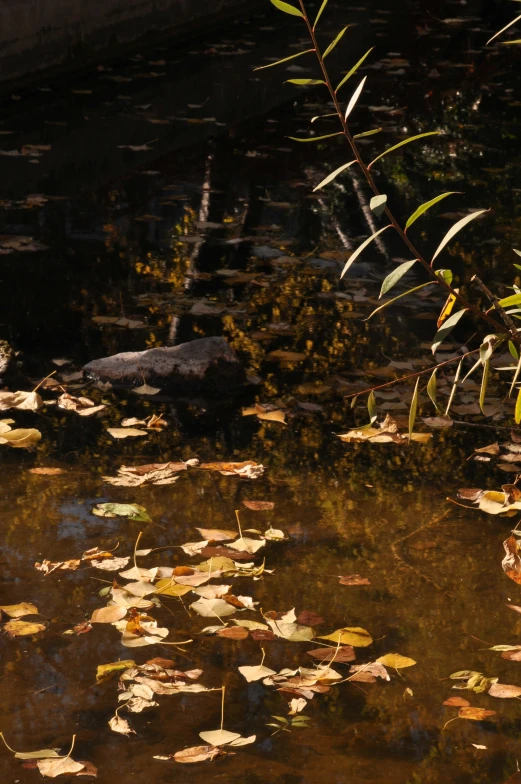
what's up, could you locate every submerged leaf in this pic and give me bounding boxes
[458,707,496,721]
[4,620,45,636]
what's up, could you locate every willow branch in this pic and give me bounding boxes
[297,0,516,341]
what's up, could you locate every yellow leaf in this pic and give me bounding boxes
[4,620,46,636]
[319,626,373,647]
[95,660,135,683]
[376,653,416,669]
[154,579,192,597]
[437,291,458,328]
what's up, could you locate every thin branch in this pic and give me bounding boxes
[296,0,516,341]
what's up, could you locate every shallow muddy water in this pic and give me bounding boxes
[1,1,521,782]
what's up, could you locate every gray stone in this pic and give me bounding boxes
[83,336,246,394]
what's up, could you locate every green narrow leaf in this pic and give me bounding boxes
[499,293,521,308]
[516,384,521,425]
[431,309,467,354]
[370,194,387,218]
[340,224,392,278]
[335,48,374,93]
[405,192,460,231]
[323,26,350,58]
[311,112,337,123]
[509,340,519,361]
[379,259,417,298]
[365,281,435,320]
[269,0,303,17]
[435,268,453,286]
[253,49,315,71]
[353,128,382,139]
[313,160,356,191]
[461,356,482,384]
[432,209,488,263]
[285,79,325,85]
[479,360,490,414]
[368,391,377,423]
[503,39,521,45]
[427,369,438,412]
[288,132,343,143]
[445,357,463,416]
[514,249,521,257]
[313,0,329,29]
[345,77,367,120]
[368,132,440,169]
[487,14,521,45]
[408,378,419,440]
[350,394,358,409]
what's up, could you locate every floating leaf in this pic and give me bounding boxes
[307,646,355,663]
[96,660,135,683]
[345,77,366,120]
[432,209,488,263]
[405,192,460,231]
[0,390,43,411]
[239,664,277,682]
[242,500,274,511]
[339,574,370,586]
[0,425,42,448]
[443,696,470,707]
[155,579,192,598]
[376,653,416,669]
[319,626,373,647]
[313,160,356,191]
[4,620,45,636]
[107,427,148,438]
[488,682,521,698]
[37,757,85,777]
[336,48,373,93]
[370,194,388,218]
[91,606,128,624]
[190,598,238,618]
[173,745,222,764]
[340,225,392,278]
[92,503,151,522]
[369,132,440,169]
[109,714,136,736]
[458,707,496,721]
[0,602,38,618]
[198,729,241,746]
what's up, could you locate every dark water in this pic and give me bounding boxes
[1,1,521,782]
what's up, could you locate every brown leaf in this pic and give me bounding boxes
[199,546,252,561]
[36,757,85,777]
[72,620,92,635]
[472,442,500,457]
[250,629,276,641]
[296,610,324,626]
[35,559,80,575]
[29,467,65,476]
[502,535,521,584]
[307,646,356,663]
[91,606,128,624]
[339,574,371,586]
[458,707,496,721]
[173,745,222,764]
[242,500,275,511]
[266,350,307,362]
[457,488,484,502]
[217,627,249,640]
[443,696,470,707]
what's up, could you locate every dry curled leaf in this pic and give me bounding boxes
[108,714,136,736]
[173,745,222,764]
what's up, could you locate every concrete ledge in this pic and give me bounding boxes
[0,0,261,87]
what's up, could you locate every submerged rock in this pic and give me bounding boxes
[83,336,246,394]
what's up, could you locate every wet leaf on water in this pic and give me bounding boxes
[91,606,128,624]
[196,528,238,541]
[154,579,192,598]
[131,384,161,396]
[319,626,372,647]
[0,602,38,618]
[443,696,470,707]
[376,653,416,669]
[348,662,390,682]
[106,427,148,439]
[29,467,65,475]
[458,707,496,721]
[4,620,45,636]
[198,729,240,746]
[242,500,275,511]
[227,537,265,554]
[0,423,42,448]
[216,626,249,640]
[264,528,285,541]
[173,745,222,764]
[239,664,277,682]
[108,714,136,736]
[502,535,521,584]
[57,393,106,417]
[96,660,136,683]
[92,503,151,522]
[199,461,264,478]
[338,574,370,586]
[422,416,454,428]
[36,757,86,777]
[35,559,81,575]
[190,598,238,618]
[0,390,43,411]
[307,646,355,663]
[488,682,521,698]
